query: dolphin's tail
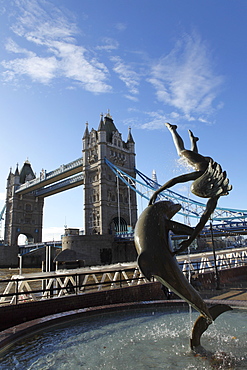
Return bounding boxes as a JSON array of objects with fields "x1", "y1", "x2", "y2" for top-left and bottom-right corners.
[{"x1": 190, "y1": 304, "x2": 232, "y2": 350}]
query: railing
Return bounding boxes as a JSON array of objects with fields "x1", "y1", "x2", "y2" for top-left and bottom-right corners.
[
  {"x1": 15, "y1": 157, "x2": 83, "y2": 194},
  {"x1": 0, "y1": 263, "x2": 147, "y2": 305},
  {"x1": 0, "y1": 248, "x2": 246, "y2": 306},
  {"x1": 178, "y1": 247, "x2": 247, "y2": 274},
  {"x1": 45, "y1": 158, "x2": 83, "y2": 178}
]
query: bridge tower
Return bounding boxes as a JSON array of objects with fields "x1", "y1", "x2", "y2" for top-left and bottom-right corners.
[
  {"x1": 4, "y1": 161, "x2": 44, "y2": 246},
  {"x1": 82, "y1": 112, "x2": 137, "y2": 235}
]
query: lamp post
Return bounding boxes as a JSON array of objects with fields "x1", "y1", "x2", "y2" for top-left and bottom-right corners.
[{"x1": 210, "y1": 221, "x2": 220, "y2": 290}]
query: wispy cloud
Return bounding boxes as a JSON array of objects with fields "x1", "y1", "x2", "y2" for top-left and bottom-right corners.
[
  {"x1": 1, "y1": 0, "x2": 111, "y2": 92},
  {"x1": 114, "y1": 23, "x2": 127, "y2": 32},
  {"x1": 138, "y1": 110, "x2": 168, "y2": 130},
  {"x1": 110, "y1": 56, "x2": 140, "y2": 96},
  {"x1": 1, "y1": 2, "x2": 224, "y2": 114},
  {"x1": 148, "y1": 32, "x2": 224, "y2": 122},
  {"x1": 2, "y1": 55, "x2": 58, "y2": 84},
  {"x1": 96, "y1": 38, "x2": 119, "y2": 51}
]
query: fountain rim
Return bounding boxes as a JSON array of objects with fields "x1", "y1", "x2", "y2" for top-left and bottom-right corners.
[{"x1": 0, "y1": 298, "x2": 246, "y2": 355}]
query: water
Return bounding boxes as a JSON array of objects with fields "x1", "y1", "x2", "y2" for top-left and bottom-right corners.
[{"x1": 0, "y1": 307, "x2": 246, "y2": 369}]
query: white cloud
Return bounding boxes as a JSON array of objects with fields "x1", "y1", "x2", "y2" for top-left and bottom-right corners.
[
  {"x1": 110, "y1": 56, "x2": 140, "y2": 95},
  {"x1": 96, "y1": 38, "x2": 119, "y2": 51},
  {"x1": 1, "y1": 0, "x2": 111, "y2": 93},
  {"x1": 125, "y1": 94, "x2": 139, "y2": 102},
  {"x1": 2, "y1": 55, "x2": 58, "y2": 84},
  {"x1": 138, "y1": 111, "x2": 168, "y2": 130},
  {"x1": 12, "y1": 0, "x2": 78, "y2": 42},
  {"x1": 115, "y1": 23, "x2": 127, "y2": 32},
  {"x1": 148, "y1": 32, "x2": 223, "y2": 120},
  {"x1": 42, "y1": 226, "x2": 65, "y2": 242},
  {"x1": 5, "y1": 38, "x2": 35, "y2": 57}
]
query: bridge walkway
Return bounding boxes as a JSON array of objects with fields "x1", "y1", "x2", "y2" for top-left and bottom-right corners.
[{"x1": 15, "y1": 158, "x2": 83, "y2": 196}]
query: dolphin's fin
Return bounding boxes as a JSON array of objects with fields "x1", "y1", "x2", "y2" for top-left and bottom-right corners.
[{"x1": 190, "y1": 304, "x2": 232, "y2": 350}]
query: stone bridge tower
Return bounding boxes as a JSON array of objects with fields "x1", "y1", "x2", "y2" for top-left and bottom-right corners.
[
  {"x1": 82, "y1": 112, "x2": 137, "y2": 235},
  {"x1": 4, "y1": 161, "x2": 44, "y2": 246}
]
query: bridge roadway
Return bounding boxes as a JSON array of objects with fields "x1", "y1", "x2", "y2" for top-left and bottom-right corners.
[{"x1": 15, "y1": 158, "x2": 83, "y2": 197}]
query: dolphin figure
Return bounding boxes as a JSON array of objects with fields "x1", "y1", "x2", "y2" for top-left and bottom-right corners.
[{"x1": 134, "y1": 200, "x2": 232, "y2": 348}]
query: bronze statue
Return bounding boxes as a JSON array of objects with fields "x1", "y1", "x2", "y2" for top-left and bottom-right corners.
[
  {"x1": 149, "y1": 123, "x2": 232, "y2": 253},
  {"x1": 134, "y1": 124, "x2": 233, "y2": 353},
  {"x1": 135, "y1": 200, "x2": 231, "y2": 320}
]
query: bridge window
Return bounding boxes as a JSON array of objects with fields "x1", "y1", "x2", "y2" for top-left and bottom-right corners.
[
  {"x1": 25, "y1": 203, "x2": 32, "y2": 211},
  {"x1": 111, "y1": 217, "x2": 128, "y2": 233}
]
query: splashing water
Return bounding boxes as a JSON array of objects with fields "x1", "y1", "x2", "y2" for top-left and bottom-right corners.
[{"x1": 0, "y1": 307, "x2": 246, "y2": 369}]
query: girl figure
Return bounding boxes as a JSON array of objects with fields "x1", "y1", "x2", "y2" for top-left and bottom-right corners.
[{"x1": 149, "y1": 123, "x2": 232, "y2": 254}]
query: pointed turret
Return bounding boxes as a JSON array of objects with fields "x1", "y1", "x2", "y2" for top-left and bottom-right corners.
[
  {"x1": 104, "y1": 111, "x2": 117, "y2": 142},
  {"x1": 19, "y1": 160, "x2": 35, "y2": 184},
  {"x1": 97, "y1": 113, "x2": 107, "y2": 146},
  {"x1": 6, "y1": 167, "x2": 14, "y2": 197},
  {"x1": 83, "y1": 122, "x2": 90, "y2": 139},
  {"x1": 152, "y1": 170, "x2": 159, "y2": 190},
  {"x1": 152, "y1": 169, "x2": 158, "y2": 183},
  {"x1": 98, "y1": 113, "x2": 105, "y2": 131},
  {"x1": 14, "y1": 164, "x2": 19, "y2": 177},
  {"x1": 14, "y1": 164, "x2": 20, "y2": 186},
  {"x1": 127, "y1": 127, "x2": 135, "y2": 144},
  {"x1": 126, "y1": 126, "x2": 135, "y2": 155},
  {"x1": 7, "y1": 167, "x2": 13, "y2": 181}
]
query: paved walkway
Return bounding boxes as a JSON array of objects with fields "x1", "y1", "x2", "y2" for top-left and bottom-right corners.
[{"x1": 200, "y1": 280, "x2": 247, "y2": 307}]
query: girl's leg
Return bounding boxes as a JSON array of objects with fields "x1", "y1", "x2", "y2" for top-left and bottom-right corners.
[
  {"x1": 165, "y1": 122, "x2": 185, "y2": 156},
  {"x1": 188, "y1": 129, "x2": 199, "y2": 153}
]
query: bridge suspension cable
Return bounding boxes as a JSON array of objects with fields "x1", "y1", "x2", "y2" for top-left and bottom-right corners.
[{"x1": 104, "y1": 158, "x2": 247, "y2": 223}]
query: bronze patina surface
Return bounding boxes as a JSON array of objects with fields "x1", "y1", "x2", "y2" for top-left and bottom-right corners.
[{"x1": 135, "y1": 124, "x2": 232, "y2": 352}]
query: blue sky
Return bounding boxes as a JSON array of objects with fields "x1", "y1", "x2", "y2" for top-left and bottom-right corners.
[{"x1": 1, "y1": 0, "x2": 247, "y2": 241}]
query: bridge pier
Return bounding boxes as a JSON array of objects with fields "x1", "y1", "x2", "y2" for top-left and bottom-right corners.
[
  {"x1": 0, "y1": 244, "x2": 19, "y2": 268},
  {"x1": 61, "y1": 230, "x2": 137, "y2": 266}
]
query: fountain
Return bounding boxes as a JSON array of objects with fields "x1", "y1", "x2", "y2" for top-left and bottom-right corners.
[
  {"x1": 134, "y1": 123, "x2": 236, "y2": 355},
  {"x1": 0, "y1": 305, "x2": 246, "y2": 369}
]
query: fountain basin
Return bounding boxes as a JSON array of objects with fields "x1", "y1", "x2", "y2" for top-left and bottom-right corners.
[{"x1": 0, "y1": 301, "x2": 246, "y2": 369}]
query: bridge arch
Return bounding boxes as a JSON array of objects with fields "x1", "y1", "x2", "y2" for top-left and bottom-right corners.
[
  {"x1": 109, "y1": 216, "x2": 128, "y2": 234},
  {"x1": 17, "y1": 233, "x2": 34, "y2": 246}
]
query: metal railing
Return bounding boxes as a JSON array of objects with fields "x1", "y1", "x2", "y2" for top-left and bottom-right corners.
[
  {"x1": 0, "y1": 263, "x2": 146, "y2": 305},
  {"x1": 15, "y1": 157, "x2": 83, "y2": 194},
  {"x1": 178, "y1": 247, "x2": 247, "y2": 274},
  {"x1": 0, "y1": 248, "x2": 246, "y2": 306}
]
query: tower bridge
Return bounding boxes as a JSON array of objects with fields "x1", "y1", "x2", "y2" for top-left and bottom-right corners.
[
  {"x1": 1, "y1": 112, "x2": 247, "y2": 267},
  {"x1": 1, "y1": 113, "x2": 138, "y2": 266}
]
